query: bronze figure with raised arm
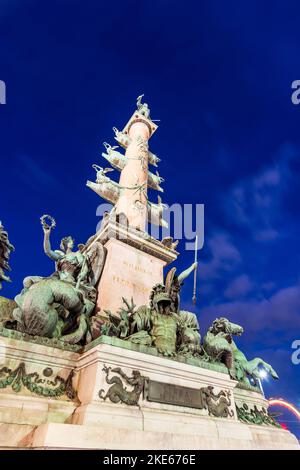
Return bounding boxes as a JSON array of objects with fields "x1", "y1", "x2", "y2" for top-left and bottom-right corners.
[{"x1": 11, "y1": 215, "x2": 106, "y2": 344}]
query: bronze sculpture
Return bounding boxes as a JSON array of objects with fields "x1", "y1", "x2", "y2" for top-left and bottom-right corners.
[
  {"x1": 203, "y1": 317, "x2": 279, "y2": 384},
  {"x1": 136, "y1": 94, "x2": 151, "y2": 118},
  {"x1": 102, "y1": 282, "x2": 201, "y2": 358},
  {"x1": 11, "y1": 215, "x2": 106, "y2": 344},
  {"x1": 165, "y1": 262, "x2": 198, "y2": 313},
  {"x1": 99, "y1": 365, "x2": 146, "y2": 405},
  {"x1": 0, "y1": 221, "x2": 14, "y2": 289}
]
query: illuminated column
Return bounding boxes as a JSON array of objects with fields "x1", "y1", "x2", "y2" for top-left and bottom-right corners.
[{"x1": 115, "y1": 117, "x2": 153, "y2": 231}]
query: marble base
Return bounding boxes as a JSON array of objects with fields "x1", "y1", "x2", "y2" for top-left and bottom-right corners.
[
  {"x1": 96, "y1": 237, "x2": 170, "y2": 318},
  {"x1": 2, "y1": 417, "x2": 298, "y2": 450},
  {"x1": 0, "y1": 335, "x2": 299, "y2": 450},
  {"x1": 18, "y1": 419, "x2": 300, "y2": 450},
  {"x1": 0, "y1": 336, "x2": 79, "y2": 428},
  {"x1": 73, "y1": 337, "x2": 237, "y2": 426},
  {"x1": 87, "y1": 220, "x2": 178, "y2": 319}
]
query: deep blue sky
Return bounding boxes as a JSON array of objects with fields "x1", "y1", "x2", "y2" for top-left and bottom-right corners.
[{"x1": 1, "y1": 0, "x2": 300, "y2": 437}]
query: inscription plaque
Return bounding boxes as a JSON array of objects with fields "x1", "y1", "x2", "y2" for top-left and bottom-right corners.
[{"x1": 144, "y1": 379, "x2": 205, "y2": 410}]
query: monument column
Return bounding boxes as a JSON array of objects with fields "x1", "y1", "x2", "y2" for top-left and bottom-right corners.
[
  {"x1": 115, "y1": 119, "x2": 151, "y2": 231},
  {"x1": 86, "y1": 96, "x2": 178, "y2": 318}
]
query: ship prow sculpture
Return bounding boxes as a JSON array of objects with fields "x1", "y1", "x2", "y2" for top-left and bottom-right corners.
[
  {"x1": 0, "y1": 95, "x2": 298, "y2": 450},
  {"x1": 86, "y1": 96, "x2": 167, "y2": 229}
]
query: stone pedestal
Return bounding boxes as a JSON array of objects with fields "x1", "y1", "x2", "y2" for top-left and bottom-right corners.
[
  {"x1": 0, "y1": 335, "x2": 79, "y2": 448},
  {"x1": 0, "y1": 335, "x2": 299, "y2": 450},
  {"x1": 94, "y1": 221, "x2": 178, "y2": 318},
  {"x1": 20, "y1": 420, "x2": 299, "y2": 450},
  {"x1": 73, "y1": 336, "x2": 237, "y2": 427},
  {"x1": 97, "y1": 239, "x2": 166, "y2": 317}
]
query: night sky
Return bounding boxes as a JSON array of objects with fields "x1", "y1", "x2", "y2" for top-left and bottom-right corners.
[{"x1": 1, "y1": 0, "x2": 300, "y2": 438}]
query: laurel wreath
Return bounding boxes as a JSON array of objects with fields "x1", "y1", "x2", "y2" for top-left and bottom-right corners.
[{"x1": 40, "y1": 214, "x2": 56, "y2": 230}]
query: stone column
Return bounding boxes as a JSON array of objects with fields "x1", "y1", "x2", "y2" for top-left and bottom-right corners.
[{"x1": 115, "y1": 120, "x2": 150, "y2": 231}]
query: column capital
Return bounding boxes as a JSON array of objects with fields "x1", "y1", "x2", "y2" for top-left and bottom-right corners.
[{"x1": 122, "y1": 111, "x2": 157, "y2": 139}]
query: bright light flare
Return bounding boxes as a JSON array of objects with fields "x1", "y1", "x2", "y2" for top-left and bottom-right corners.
[
  {"x1": 269, "y1": 399, "x2": 300, "y2": 420},
  {"x1": 259, "y1": 369, "x2": 268, "y2": 379}
]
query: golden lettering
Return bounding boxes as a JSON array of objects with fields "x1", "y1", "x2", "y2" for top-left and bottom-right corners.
[
  {"x1": 122, "y1": 260, "x2": 153, "y2": 277},
  {"x1": 112, "y1": 275, "x2": 148, "y2": 294}
]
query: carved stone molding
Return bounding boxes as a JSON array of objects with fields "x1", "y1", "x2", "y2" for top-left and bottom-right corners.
[
  {"x1": 0, "y1": 362, "x2": 77, "y2": 400},
  {"x1": 0, "y1": 326, "x2": 81, "y2": 352}
]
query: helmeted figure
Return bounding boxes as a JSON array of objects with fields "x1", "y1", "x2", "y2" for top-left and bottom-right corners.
[
  {"x1": 103, "y1": 281, "x2": 202, "y2": 358},
  {"x1": 0, "y1": 221, "x2": 14, "y2": 289},
  {"x1": 165, "y1": 262, "x2": 197, "y2": 313}
]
